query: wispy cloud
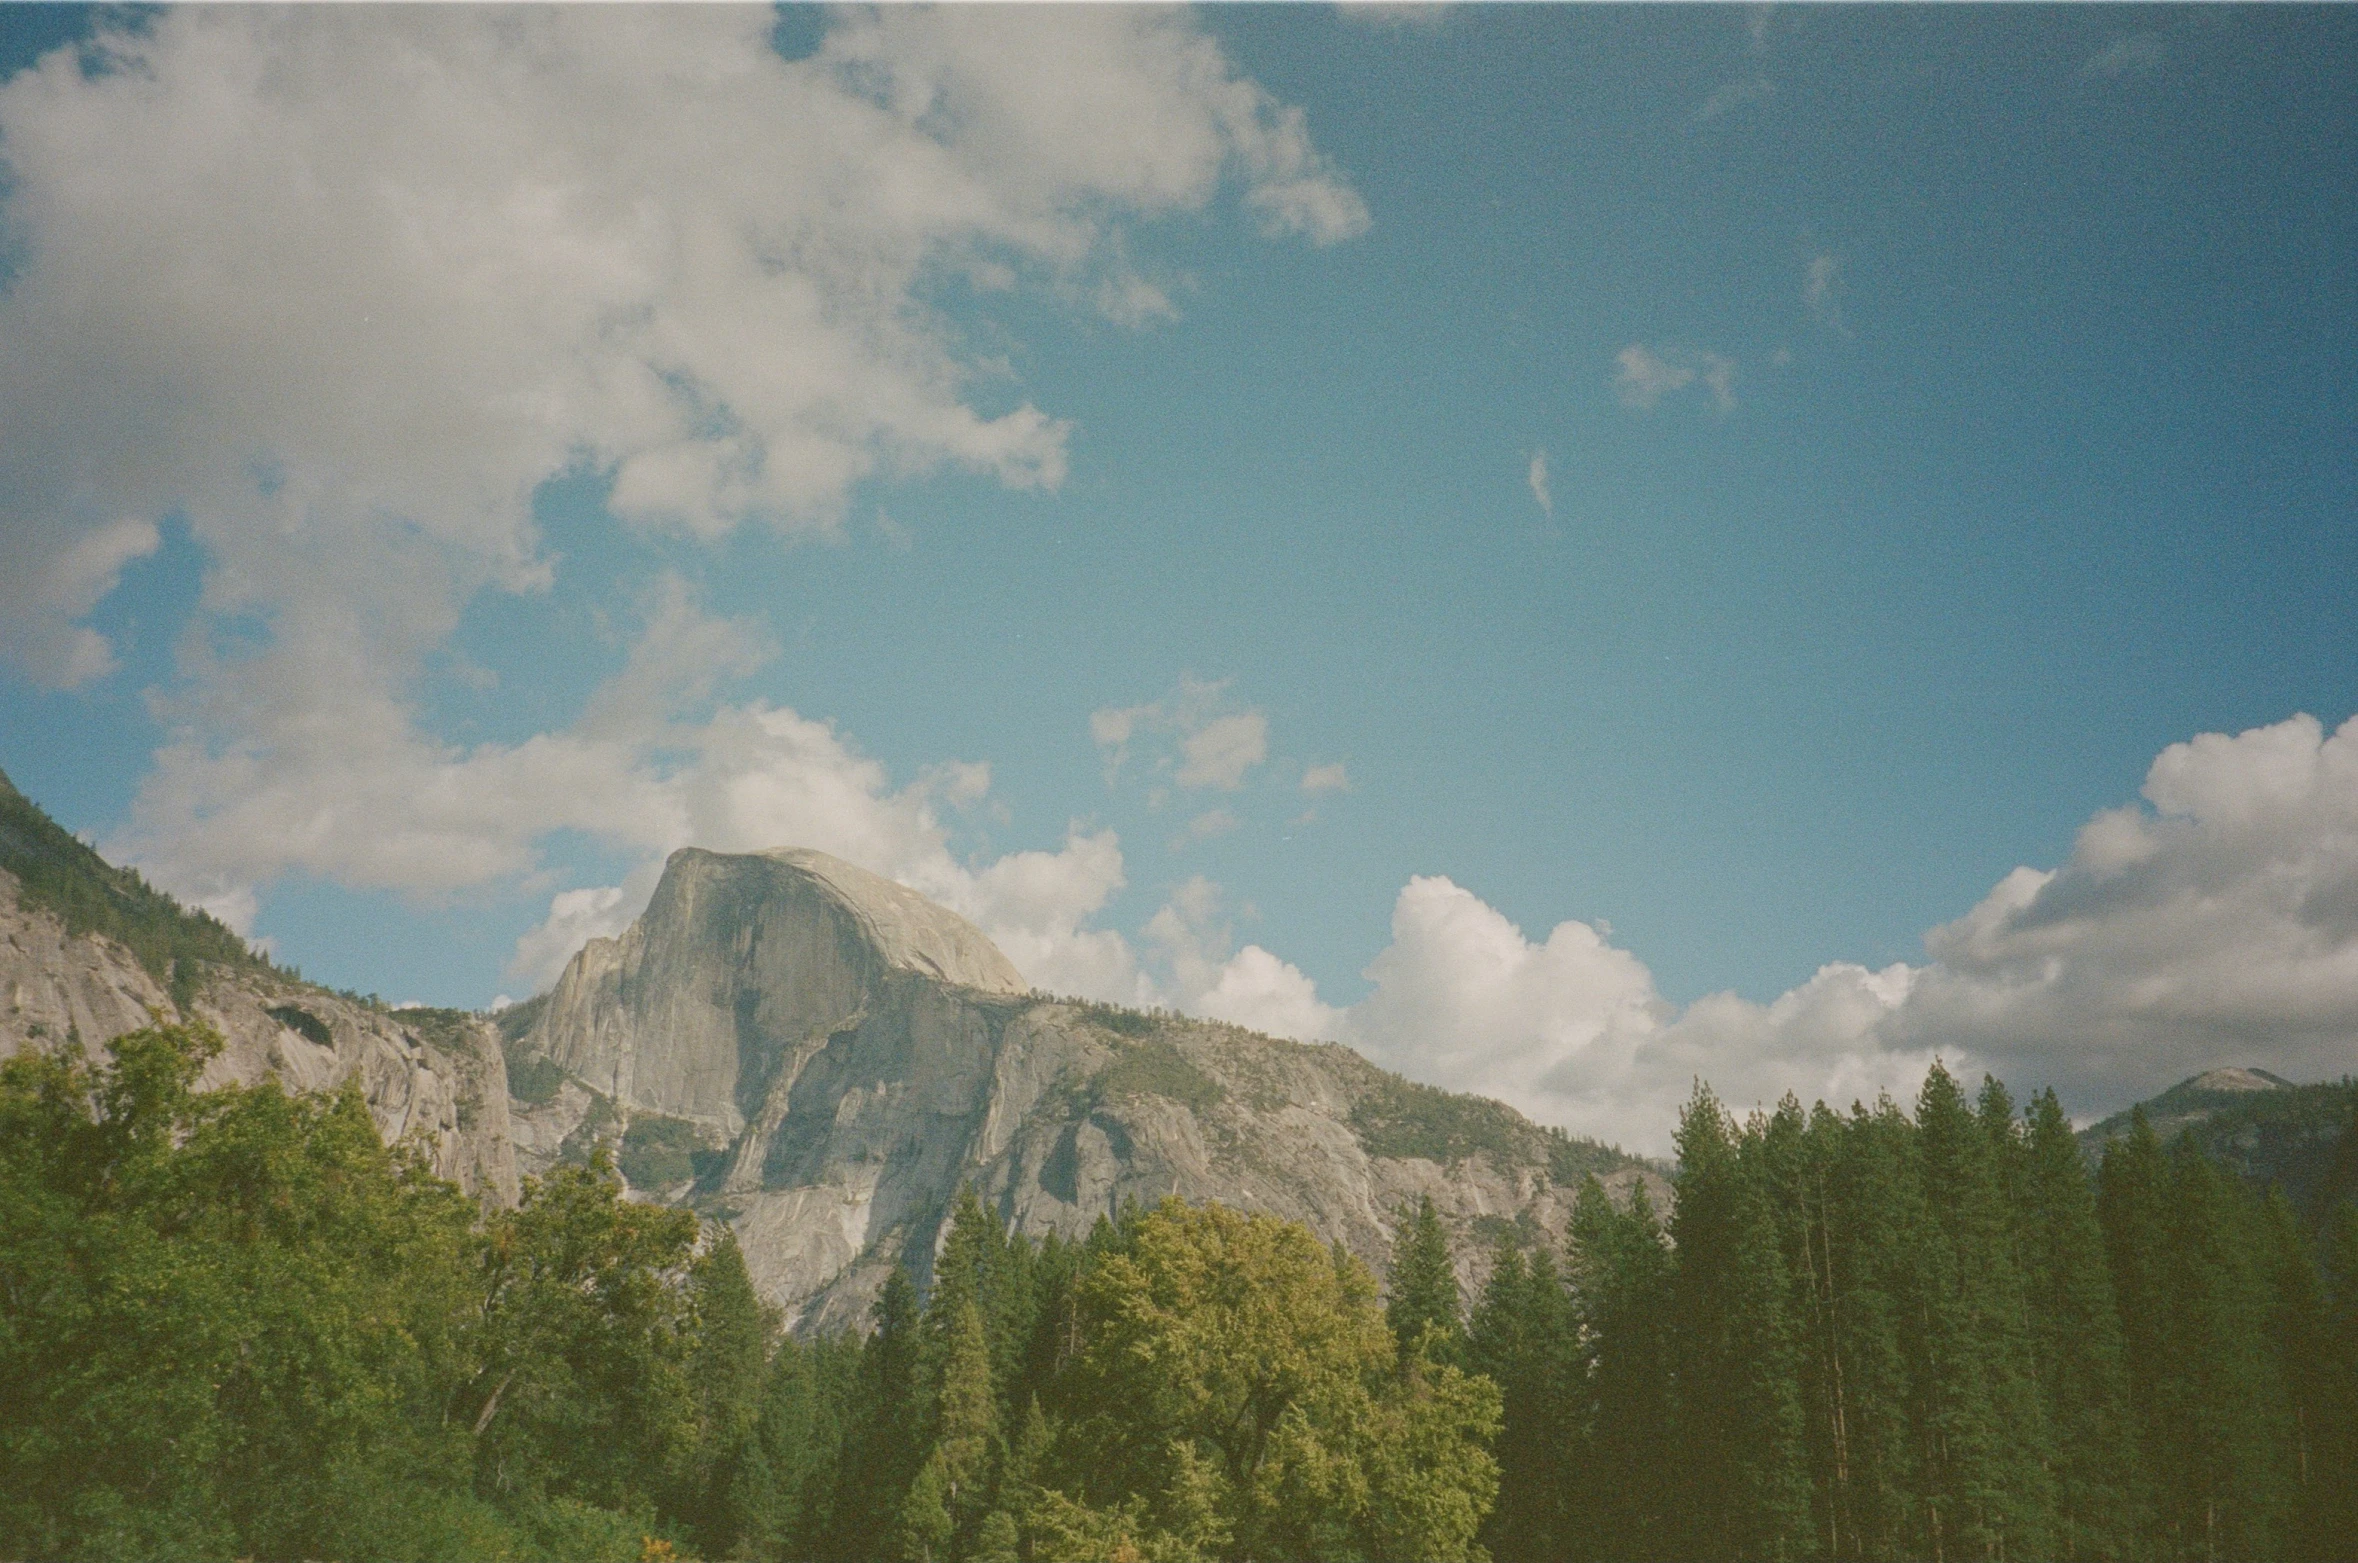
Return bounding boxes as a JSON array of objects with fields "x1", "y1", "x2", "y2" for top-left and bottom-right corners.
[
  {"x1": 2086, "y1": 33, "x2": 2165, "y2": 79},
  {"x1": 1092, "y1": 677, "x2": 1271, "y2": 793},
  {"x1": 1804, "y1": 253, "x2": 1847, "y2": 334},
  {"x1": 1615, "y1": 344, "x2": 1738, "y2": 413},
  {"x1": 1527, "y1": 449, "x2": 1553, "y2": 517},
  {"x1": 1333, "y1": 1, "x2": 1454, "y2": 33},
  {"x1": 1301, "y1": 762, "x2": 1352, "y2": 797},
  {"x1": 1696, "y1": 76, "x2": 1775, "y2": 124}
]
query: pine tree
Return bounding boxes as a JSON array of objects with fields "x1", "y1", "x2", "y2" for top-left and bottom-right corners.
[
  {"x1": 2158, "y1": 1147, "x2": 2295, "y2": 1562},
  {"x1": 2302, "y1": 1200, "x2": 2358, "y2": 1560},
  {"x1": 674, "y1": 1229, "x2": 780, "y2": 1556},
  {"x1": 830, "y1": 1265, "x2": 924, "y2": 1561},
  {"x1": 1667, "y1": 1086, "x2": 1812, "y2": 1562},
  {"x1": 1468, "y1": 1237, "x2": 1573, "y2": 1563},
  {"x1": 1906, "y1": 1064, "x2": 2055, "y2": 1562},
  {"x1": 1820, "y1": 1098, "x2": 1922, "y2": 1561},
  {"x1": 1386, "y1": 1192, "x2": 1463, "y2": 1365},
  {"x1": 933, "y1": 1295, "x2": 1002, "y2": 1551},
  {"x1": 2019, "y1": 1088, "x2": 2143, "y2": 1560},
  {"x1": 1566, "y1": 1174, "x2": 1676, "y2": 1561}
]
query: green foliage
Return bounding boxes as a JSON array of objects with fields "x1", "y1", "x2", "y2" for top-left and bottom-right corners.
[
  {"x1": 0, "y1": 1021, "x2": 773, "y2": 1560},
  {"x1": 1349, "y1": 1071, "x2": 1627, "y2": 1189},
  {"x1": 506, "y1": 1047, "x2": 571, "y2": 1106},
  {"x1": 1385, "y1": 1193, "x2": 1462, "y2": 1364},
  {"x1": 620, "y1": 1113, "x2": 704, "y2": 1191},
  {"x1": 0, "y1": 766, "x2": 269, "y2": 998},
  {"x1": 560, "y1": 1090, "x2": 623, "y2": 1166},
  {"x1": 10, "y1": 1015, "x2": 2353, "y2": 1563},
  {"x1": 2084, "y1": 1074, "x2": 2358, "y2": 1223},
  {"x1": 1094, "y1": 1036, "x2": 1224, "y2": 1113},
  {"x1": 398, "y1": 1005, "x2": 483, "y2": 1058}
]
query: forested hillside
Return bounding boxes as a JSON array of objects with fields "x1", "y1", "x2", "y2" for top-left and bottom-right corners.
[
  {"x1": 1458, "y1": 1072, "x2": 2358, "y2": 1563},
  {"x1": 0, "y1": 765, "x2": 268, "y2": 1009},
  {"x1": 4, "y1": 1019, "x2": 2355, "y2": 1561}
]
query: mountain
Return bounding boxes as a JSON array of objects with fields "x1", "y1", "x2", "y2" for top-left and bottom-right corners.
[
  {"x1": 2080, "y1": 1064, "x2": 2358, "y2": 1220},
  {"x1": 0, "y1": 766, "x2": 518, "y2": 1203},
  {"x1": 504, "y1": 843, "x2": 1656, "y2": 1331},
  {"x1": 0, "y1": 769, "x2": 1654, "y2": 1332}
]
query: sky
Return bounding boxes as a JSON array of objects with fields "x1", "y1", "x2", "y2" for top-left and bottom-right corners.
[{"x1": 1, "y1": 3, "x2": 2354, "y2": 1155}]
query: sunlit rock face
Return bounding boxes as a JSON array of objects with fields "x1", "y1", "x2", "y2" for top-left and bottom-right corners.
[
  {"x1": 0, "y1": 871, "x2": 520, "y2": 1206},
  {"x1": 513, "y1": 846, "x2": 1657, "y2": 1334}
]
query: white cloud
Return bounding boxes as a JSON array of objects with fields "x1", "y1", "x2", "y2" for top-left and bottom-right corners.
[
  {"x1": 1302, "y1": 763, "x2": 1352, "y2": 797},
  {"x1": 1145, "y1": 712, "x2": 2358, "y2": 1156},
  {"x1": 0, "y1": 7, "x2": 1361, "y2": 996},
  {"x1": 1179, "y1": 712, "x2": 1270, "y2": 791},
  {"x1": 2086, "y1": 34, "x2": 2165, "y2": 79},
  {"x1": 1804, "y1": 253, "x2": 1846, "y2": 333},
  {"x1": 507, "y1": 884, "x2": 632, "y2": 989},
  {"x1": 1092, "y1": 677, "x2": 1270, "y2": 793},
  {"x1": 1527, "y1": 449, "x2": 1552, "y2": 517},
  {"x1": 1334, "y1": 3, "x2": 1455, "y2": 34},
  {"x1": 1615, "y1": 344, "x2": 1737, "y2": 413}
]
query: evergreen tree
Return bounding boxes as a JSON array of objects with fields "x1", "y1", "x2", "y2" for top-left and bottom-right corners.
[
  {"x1": 831, "y1": 1265, "x2": 924, "y2": 1560},
  {"x1": 2019, "y1": 1088, "x2": 2144, "y2": 1560},
  {"x1": 673, "y1": 1229, "x2": 779, "y2": 1556},
  {"x1": 1467, "y1": 1238, "x2": 1571, "y2": 1563},
  {"x1": 2157, "y1": 1146, "x2": 2295, "y2": 1561},
  {"x1": 1905, "y1": 1064, "x2": 2055, "y2": 1562},
  {"x1": 1667, "y1": 1086, "x2": 1812, "y2": 1562},
  {"x1": 1818, "y1": 1098, "x2": 1922, "y2": 1561},
  {"x1": 1565, "y1": 1175, "x2": 1676, "y2": 1561},
  {"x1": 2301, "y1": 1199, "x2": 2358, "y2": 1560},
  {"x1": 1386, "y1": 1192, "x2": 1463, "y2": 1365}
]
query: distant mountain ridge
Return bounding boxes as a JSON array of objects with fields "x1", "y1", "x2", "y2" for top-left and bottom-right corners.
[{"x1": 2080, "y1": 1064, "x2": 2358, "y2": 1222}]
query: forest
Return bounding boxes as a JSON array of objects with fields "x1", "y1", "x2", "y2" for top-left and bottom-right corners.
[{"x1": 2, "y1": 1019, "x2": 2355, "y2": 1563}]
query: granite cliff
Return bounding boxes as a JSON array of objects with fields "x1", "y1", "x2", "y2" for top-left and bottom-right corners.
[
  {"x1": 506, "y1": 844, "x2": 1654, "y2": 1331},
  {"x1": 0, "y1": 769, "x2": 518, "y2": 1204},
  {"x1": 1, "y1": 766, "x2": 1654, "y2": 1332}
]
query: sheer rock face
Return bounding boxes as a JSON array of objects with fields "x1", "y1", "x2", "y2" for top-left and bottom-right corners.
[
  {"x1": 0, "y1": 871, "x2": 519, "y2": 1205},
  {"x1": 513, "y1": 845, "x2": 1651, "y2": 1334}
]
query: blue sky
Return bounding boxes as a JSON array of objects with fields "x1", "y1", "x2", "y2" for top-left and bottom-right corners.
[{"x1": 2, "y1": 4, "x2": 2353, "y2": 1149}]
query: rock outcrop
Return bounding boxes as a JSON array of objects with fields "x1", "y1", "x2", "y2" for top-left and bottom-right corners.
[
  {"x1": 510, "y1": 844, "x2": 1654, "y2": 1332},
  {"x1": 0, "y1": 823, "x2": 518, "y2": 1205}
]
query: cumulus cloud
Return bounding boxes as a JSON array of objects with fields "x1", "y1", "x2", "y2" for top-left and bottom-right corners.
[
  {"x1": 1153, "y1": 713, "x2": 2358, "y2": 1156},
  {"x1": 0, "y1": 7, "x2": 1361, "y2": 992},
  {"x1": 1615, "y1": 344, "x2": 1737, "y2": 413},
  {"x1": 1092, "y1": 676, "x2": 1270, "y2": 793},
  {"x1": 2086, "y1": 34, "x2": 2165, "y2": 79},
  {"x1": 1527, "y1": 449, "x2": 1553, "y2": 517}
]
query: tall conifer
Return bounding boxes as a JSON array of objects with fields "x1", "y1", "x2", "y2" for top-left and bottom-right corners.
[
  {"x1": 1668, "y1": 1087, "x2": 1812, "y2": 1562},
  {"x1": 1386, "y1": 1193, "x2": 1463, "y2": 1365},
  {"x1": 2019, "y1": 1088, "x2": 2143, "y2": 1560},
  {"x1": 1907, "y1": 1064, "x2": 2055, "y2": 1562}
]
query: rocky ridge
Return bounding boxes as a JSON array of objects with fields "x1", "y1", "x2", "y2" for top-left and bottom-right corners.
[
  {"x1": 0, "y1": 770, "x2": 517, "y2": 1204},
  {"x1": 507, "y1": 844, "x2": 1654, "y2": 1331},
  {"x1": 0, "y1": 766, "x2": 1654, "y2": 1334}
]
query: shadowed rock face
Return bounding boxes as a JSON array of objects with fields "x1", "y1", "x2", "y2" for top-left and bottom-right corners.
[
  {"x1": 513, "y1": 845, "x2": 1655, "y2": 1333},
  {"x1": 0, "y1": 870, "x2": 519, "y2": 1205}
]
